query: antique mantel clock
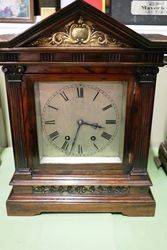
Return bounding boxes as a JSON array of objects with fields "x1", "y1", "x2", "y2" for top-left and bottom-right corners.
[{"x1": 0, "y1": 0, "x2": 166, "y2": 216}]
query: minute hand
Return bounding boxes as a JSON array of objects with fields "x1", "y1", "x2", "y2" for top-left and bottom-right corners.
[
  {"x1": 70, "y1": 123, "x2": 81, "y2": 154},
  {"x1": 82, "y1": 121, "x2": 104, "y2": 129}
]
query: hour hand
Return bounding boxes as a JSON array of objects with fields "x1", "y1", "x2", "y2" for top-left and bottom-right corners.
[
  {"x1": 91, "y1": 123, "x2": 104, "y2": 129},
  {"x1": 82, "y1": 121, "x2": 104, "y2": 129}
]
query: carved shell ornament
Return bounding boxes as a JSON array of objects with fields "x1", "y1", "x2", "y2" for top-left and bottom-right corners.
[{"x1": 31, "y1": 17, "x2": 129, "y2": 47}]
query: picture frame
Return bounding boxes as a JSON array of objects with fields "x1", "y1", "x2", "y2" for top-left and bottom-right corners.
[
  {"x1": 61, "y1": 0, "x2": 105, "y2": 11},
  {"x1": 0, "y1": 0, "x2": 34, "y2": 23},
  {"x1": 40, "y1": 0, "x2": 61, "y2": 11},
  {"x1": 110, "y1": 0, "x2": 167, "y2": 25},
  {"x1": 41, "y1": 1, "x2": 106, "y2": 13}
]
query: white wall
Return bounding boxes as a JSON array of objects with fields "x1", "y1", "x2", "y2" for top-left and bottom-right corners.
[
  {"x1": 0, "y1": 68, "x2": 12, "y2": 146},
  {"x1": 0, "y1": 17, "x2": 41, "y2": 35},
  {"x1": 151, "y1": 66, "x2": 167, "y2": 147}
]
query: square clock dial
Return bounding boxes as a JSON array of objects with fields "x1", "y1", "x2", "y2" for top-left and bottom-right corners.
[{"x1": 35, "y1": 81, "x2": 127, "y2": 164}]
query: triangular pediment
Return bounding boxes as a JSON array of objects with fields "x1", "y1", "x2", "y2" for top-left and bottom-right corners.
[
  {"x1": 30, "y1": 16, "x2": 129, "y2": 48},
  {"x1": 0, "y1": 0, "x2": 153, "y2": 49}
]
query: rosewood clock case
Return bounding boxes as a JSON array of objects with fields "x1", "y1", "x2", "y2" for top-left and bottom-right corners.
[{"x1": 0, "y1": 0, "x2": 166, "y2": 216}]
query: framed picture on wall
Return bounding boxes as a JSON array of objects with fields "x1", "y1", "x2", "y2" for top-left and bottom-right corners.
[
  {"x1": 0, "y1": 0, "x2": 34, "y2": 23},
  {"x1": 40, "y1": 0, "x2": 61, "y2": 11},
  {"x1": 61, "y1": 0, "x2": 105, "y2": 12},
  {"x1": 110, "y1": 0, "x2": 167, "y2": 25}
]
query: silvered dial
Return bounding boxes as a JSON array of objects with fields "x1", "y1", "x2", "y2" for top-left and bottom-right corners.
[{"x1": 42, "y1": 84, "x2": 119, "y2": 157}]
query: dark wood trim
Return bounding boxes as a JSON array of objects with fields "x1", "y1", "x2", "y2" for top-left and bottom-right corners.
[
  {"x1": 0, "y1": 50, "x2": 164, "y2": 66},
  {"x1": 0, "y1": 1, "x2": 166, "y2": 49},
  {"x1": 2, "y1": 65, "x2": 28, "y2": 169},
  {"x1": 22, "y1": 71, "x2": 136, "y2": 174},
  {"x1": 7, "y1": 190, "x2": 155, "y2": 216},
  {"x1": 10, "y1": 174, "x2": 152, "y2": 186},
  {"x1": 131, "y1": 67, "x2": 158, "y2": 174}
]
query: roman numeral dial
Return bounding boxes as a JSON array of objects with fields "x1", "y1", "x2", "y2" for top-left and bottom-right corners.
[
  {"x1": 93, "y1": 92, "x2": 100, "y2": 101},
  {"x1": 103, "y1": 104, "x2": 112, "y2": 111},
  {"x1": 45, "y1": 120, "x2": 55, "y2": 125},
  {"x1": 78, "y1": 145, "x2": 83, "y2": 155},
  {"x1": 106, "y1": 120, "x2": 116, "y2": 125},
  {"x1": 61, "y1": 141, "x2": 69, "y2": 152},
  {"x1": 60, "y1": 91, "x2": 69, "y2": 101},
  {"x1": 42, "y1": 83, "x2": 120, "y2": 157},
  {"x1": 101, "y1": 132, "x2": 112, "y2": 140},
  {"x1": 77, "y1": 86, "x2": 84, "y2": 98},
  {"x1": 48, "y1": 105, "x2": 58, "y2": 110},
  {"x1": 49, "y1": 131, "x2": 59, "y2": 141}
]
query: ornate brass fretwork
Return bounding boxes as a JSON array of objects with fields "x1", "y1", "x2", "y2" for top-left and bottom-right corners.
[
  {"x1": 33, "y1": 185, "x2": 130, "y2": 195},
  {"x1": 31, "y1": 17, "x2": 129, "y2": 48}
]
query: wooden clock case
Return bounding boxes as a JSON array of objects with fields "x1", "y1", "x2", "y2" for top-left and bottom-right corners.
[{"x1": 0, "y1": 0, "x2": 166, "y2": 216}]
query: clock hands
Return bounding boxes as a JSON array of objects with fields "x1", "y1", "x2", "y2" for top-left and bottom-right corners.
[
  {"x1": 81, "y1": 120, "x2": 104, "y2": 129},
  {"x1": 70, "y1": 119, "x2": 104, "y2": 154},
  {"x1": 70, "y1": 120, "x2": 82, "y2": 154}
]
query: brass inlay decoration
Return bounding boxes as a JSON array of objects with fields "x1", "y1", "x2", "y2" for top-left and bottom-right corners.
[
  {"x1": 31, "y1": 17, "x2": 129, "y2": 47},
  {"x1": 33, "y1": 185, "x2": 130, "y2": 195}
]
